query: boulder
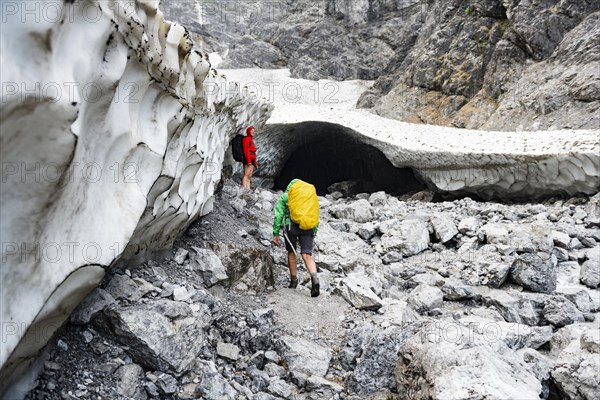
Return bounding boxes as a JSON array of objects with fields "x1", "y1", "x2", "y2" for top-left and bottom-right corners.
[
  {"x1": 543, "y1": 295, "x2": 585, "y2": 328},
  {"x1": 458, "y1": 216, "x2": 479, "y2": 236},
  {"x1": 459, "y1": 316, "x2": 553, "y2": 350},
  {"x1": 552, "y1": 230, "x2": 572, "y2": 249},
  {"x1": 430, "y1": 213, "x2": 458, "y2": 243},
  {"x1": 266, "y1": 379, "x2": 293, "y2": 399},
  {"x1": 95, "y1": 300, "x2": 210, "y2": 373},
  {"x1": 216, "y1": 342, "x2": 241, "y2": 361},
  {"x1": 407, "y1": 285, "x2": 443, "y2": 313},
  {"x1": 105, "y1": 274, "x2": 143, "y2": 302},
  {"x1": 335, "y1": 273, "x2": 383, "y2": 310},
  {"x1": 348, "y1": 326, "x2": 416, "y2": 395},
  {"x1": 305, "y1": 376, "x2": 344, "y2": 398},
  {"x1": 580, "y1": 257, "x2": 600, "y2": 288},
  {"x1": 114, "y1": 364, "x2": 145, "y2": 398},
  {"x1": 70, "y1": 288, "x2": 116, "y2": 325},
  {"x1": 277, "y1": 336, "x2": 332, "y2": 377},
  {"x1": 207, "y1": 242, "x2": 274, "y2": 291},
  {"x1": 330, "y1": 199, "x2": 374, "y2": 223},
  {"x1": 395, "y1": 320, "x2": 545, "y2": 399},
  {"x1": 551, "y1": 323, "x2": 600, "y2": 399},
  {"x1": 510, "y1": 252, "x2": 557, "y2": 293},
  {"x1": 482, "y1": 290, "x2": 545, "y2": 326},
  {"x1": 188, "y1": 247, "x2": 228, "y2": 287},
  {"x1": 380, "y1": 219, "x2": 430, "y2": 257},
  {"x1": 480, "y1": 223, "x2": 510, "y2": 245},
  {"x1": 441, "y1": 278, "x2": 477, "y2": 301},
  {"x1": 197, "y1": 372, "x2": 237, "y2": 400}
]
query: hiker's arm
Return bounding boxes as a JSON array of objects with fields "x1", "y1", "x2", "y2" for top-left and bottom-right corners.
[
  {"x1": 273, "y1": 193, "x2": 288, "y2": 236},
  {"x1": 242, "y1": 137, "x2": 250, "y2": 164}
]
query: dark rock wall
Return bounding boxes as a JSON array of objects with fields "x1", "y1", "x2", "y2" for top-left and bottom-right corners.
[{"x1": 162, "y1": 0, "x2": 600, "y2": 130}]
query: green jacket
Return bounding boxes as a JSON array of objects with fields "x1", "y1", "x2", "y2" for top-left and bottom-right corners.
[{"x1": 273, "y1": 179, "x2": 318, "y2": 237}]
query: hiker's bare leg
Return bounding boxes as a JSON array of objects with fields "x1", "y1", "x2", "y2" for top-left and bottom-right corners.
[
  {"x1": 287, "y1": 251, "x2": 297, "y2": 276},
  {"x1": 287, "y1": 251, "x2": 298, "y2": 288},
  {"x1": 301, "y1": 253, "x2": 317, "y2": 274},
  {"x1": 242, "y1": 164, "x2": 254, "y2": 189},
  {"x1": 301, "y1": 253, "x2": 320, "y2": 297}
]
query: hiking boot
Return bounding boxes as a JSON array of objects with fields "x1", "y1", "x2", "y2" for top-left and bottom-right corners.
[
  {"x1": 289, "y1": 278, "x2": 298, "y2": 289},
  {"x1": 310, "y1": 281, "x2": 320, "y2": 297}
]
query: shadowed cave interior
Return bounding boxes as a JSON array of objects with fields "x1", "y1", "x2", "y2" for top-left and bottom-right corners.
[{"x1": 272, "y1": 124, "x2": 426, "y2": 196}]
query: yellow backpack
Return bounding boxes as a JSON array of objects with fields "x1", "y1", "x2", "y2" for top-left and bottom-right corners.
[{"x1": 288, "y1": 180, "x2": 320, "y2": 230}]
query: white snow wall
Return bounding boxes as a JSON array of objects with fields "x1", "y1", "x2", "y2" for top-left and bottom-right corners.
[{"x1": 0, "y1": 0, "x2": 272, "y2": 392}]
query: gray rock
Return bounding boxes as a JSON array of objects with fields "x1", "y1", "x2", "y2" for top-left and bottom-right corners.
[
  {"x1": 263, "y1": 362, "x2": 286, "y2": 378},
  {"x1": 510, "y1": 252, "x2": 557, "y2": 293},
  {"x1": 156, "y1": 372, "x2": 177, "y2": 395},
  {"x1": 551, "y1": 323, "x2": 600, "y2": 400},
  {"x1": 216, "y1": 342, "x2": 240, "y2": 361},
  {"x1": 189, "y1": 247, "x2": 228, "y2": 287},
  {"x1": 197, "y1": 372, "x2": 237, "y2": 400},
  {"x1": 348, "y1": 326, "x2": 416, "y2": 395},
  {"x1": 458, "y1": 216, "x2": 479, "y2": 236},
  {"x1": 144, "y1": 382, "x2": 159, "y2": 398},
  {"x1": 558, "y1": 289, "x2": 596, "y2": 313},
  {"x1": 543, "y1": 295, "x2": 585, "y2": 328},
  {"x1": 248, "y1": 365, "x2": 270, "y2": 392},
  {"x1": 105, "y1": 274, "x2": 143, "y2": 302},
  {"x1": 174, "y1": 248, "x2": 189, "y2": 265},
  {"x1": 252, "y1": 393, "x2": 279, "y2": 400},
  {"x1": 552, "y1": 247, "x2": 569, "y2": 261},
  {"x1": 430, "y1": 213, "x2": 458, "y2": 243},
  {"x1": 95, "y1": 300, "x2": 210, "y2": 373},
  {"x1": 552, "y1": 230, "x2": 571, "y2": 249},
  {"x1": 340, "y1": 324, "x2": 376, "y2": 371},
  {"x1": 357, "y1": 223, "x2": 377, "y2": 240},
  {"x1": 460, "y1": 316, "x2": 553, "y2": 350},
  {"x1": 277, "y1": 336, "x2": 332, "y2": 377},
  {"x1": 380, "y1": 219, "x2": 430, "y2": 257},
  {"x1": 480, "y1": 223, "x2": 510, "y2": 245},
  {"x1": 266, "y1": 378, "x2": 293, "y2": 399},
  {"x1": 172, "y1": 286, "x2": 189, "y2": 302},
  {"x1": 407, "y1": 285, "x2": 443, "y2": 313},
  {"x1": 305, "y1": 376, "x2": 344, "y2": 398},
  {"x1": 441, "y1": 278, "x2": 477, "y2": 301},
  {"x1": 580, "y1": 258, "x2": 600, "y2": 288},
  {"x1": 114, "y1": 364, "x2": 144, "y2": 398},
  {"x1": 264, "y1": 350, "x2": 280, "y2": 364},
  {"x1": 208, "y1": 242, "x2": 275, "y2": 291},
  {"x1": 335, "y1": 273, "x2": 383, "y2": 310},
  {"x1": 330, "y1": 199, "x2": 374, "y2": 223},
  {"x1": 396, "y1": 320, "x2": 545, "y2": 399},
  {"x1": 580, "y1": 330, "x2": 600, "y2": 353},
  {"x1": 482, "y1": 290, "x2": 544, "y2": 326},
  {"x1": 382, "y1": 251, "x2": 402, "y2": 264},
  {"x1": 70, "y1": 288, "x2": 116, "y2": 325},
  {"x1": 368, "y1": 191, "x2": 388, "y2": 207}
]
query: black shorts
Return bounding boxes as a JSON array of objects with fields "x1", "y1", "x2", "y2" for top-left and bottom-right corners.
[{"x1": 283, "y1": 222, "x2": 314, "y2": 255}]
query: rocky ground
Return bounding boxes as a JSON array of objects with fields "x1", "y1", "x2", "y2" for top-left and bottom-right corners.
[{"x1": 26, "y1": 179, "x2": 599, "y2": 400}]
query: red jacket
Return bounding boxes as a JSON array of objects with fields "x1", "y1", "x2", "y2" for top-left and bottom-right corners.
[{"x1": 242, "y1": 134, "x2": 257, "y2": 166}]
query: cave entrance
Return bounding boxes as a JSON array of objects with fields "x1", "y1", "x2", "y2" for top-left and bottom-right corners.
[{"x1": 273, "y1": 124, "x2": 426, "y2": 196}]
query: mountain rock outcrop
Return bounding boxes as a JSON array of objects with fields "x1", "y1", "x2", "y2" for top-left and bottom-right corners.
[
  {"x1": 163, "y1": 0, "x2": 600, "y2": 131},
  {"x1": 0, "y1": 0, "x2": 271, "y2": 395}
]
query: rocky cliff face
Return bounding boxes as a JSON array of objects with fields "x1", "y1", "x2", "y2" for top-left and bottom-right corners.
[{"x1": 163, "y1": 0, "x2": 600, "y2": 131}]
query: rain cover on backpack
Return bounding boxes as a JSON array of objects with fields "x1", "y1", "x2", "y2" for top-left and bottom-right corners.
[{"x1": 288, "y1": 180, "x2": 320, "y2": 230}]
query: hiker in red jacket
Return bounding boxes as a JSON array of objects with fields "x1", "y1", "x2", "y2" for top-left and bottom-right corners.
[{"x1": 242, "y1": 126, "x2": 258, "y2": 190}]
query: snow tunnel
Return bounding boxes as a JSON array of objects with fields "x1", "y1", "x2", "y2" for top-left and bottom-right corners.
[{"x1": 254, "y1": 121, "x2": 426, "y2": 196}]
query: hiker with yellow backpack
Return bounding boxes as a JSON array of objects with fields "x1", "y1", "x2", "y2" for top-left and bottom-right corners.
[{"x1": 272, "y1": 179, "x2": 321, "y2": 297}]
